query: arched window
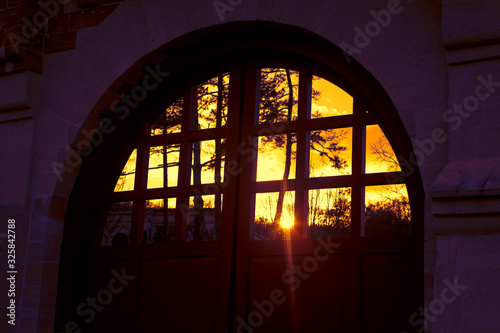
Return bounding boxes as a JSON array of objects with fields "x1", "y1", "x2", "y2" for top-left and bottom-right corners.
[
  {"x1": 56, "y1": 24, "x2": 423, "y2": 333},
  {"x1": 102, "y1": 66, "x2": 412, "y2": 246}
]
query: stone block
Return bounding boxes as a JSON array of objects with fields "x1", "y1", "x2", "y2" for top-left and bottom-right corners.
[
  {"x1": 453, "y1": 235, "x2": 500, "y2": 266},
  {"x1": 449, "y1": 126, "x2": 475, "y2": 162},
  {"x1": 17, "y1": 308, "x2": 39, "y2": 333},
  {"x1": 23, "y1": 30, "x2": 43, "y2": 54},
  {"x1": 463, "y1": 296, "x2": 500, "y2": 331},
  {"x1": 436, "y1": 234, "x2": 500, "y2": 271},
  {"x1": 2, "y1": 5, "x2": 22, "y2": 26},
  {"x1": 68, "y1": 5, "x2": 117, "y2": 31},
  {"x1": 25, "y1": 262, "x2": 44, "y2": 286},
  {"x1": 47, "y1": 13, "x2": 69, "y2": 34},
  {"x1": 431, "y1": 158, "x2": 500, "y2": 195},
  {"x1": 28, "y1": 214, "x2": 47, "y2": 242},
  {"x1": 0, "y1": 70, "x2": 30, "y2": 111},
  {"x1": 43, "y1": 31, "x2": 76, "y2": 54},
  {"x1": 22, "y1": 286, "x2": 41, "y2": 309},
  {"x1": 20, "y1": 47, "x2": 44, "y2": 74},
  {"x1": 442, "y1": 0, "x2": 500, "y2": 49},
  {"x1": 431, "y1": 290, "x2": 464, "y2": 331},
  {"x1": 476, "y1": 126, "x2": 500, "y2": 159}
]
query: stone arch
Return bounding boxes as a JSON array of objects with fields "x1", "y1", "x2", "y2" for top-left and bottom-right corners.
[{"x1": 53, "y1": 20, "x2": 425, "y2": 332}]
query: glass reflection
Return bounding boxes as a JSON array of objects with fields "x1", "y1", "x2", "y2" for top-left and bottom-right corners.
[
  {"x1": 191, "y1": 139, "x2": 225, "y2": 185},
  {"x1": 256, "y1": 133, "x2": 296, "y2": 182},
  {"x1": 151, "y1": 98, "x2": 182, "y2": 135},
  {"x1": 308, "y1": 188, "x2": 351, "y2": 238},
  {"x1": 101, "y1": 201, "x2": 133, "y2": 246},
  {"x1": 148, "y1": 144, "x2": 180, "y2": 189},
  {"x1": 252, "y1": 191, "x2": 295, "y2": 240},
  {"x1": 144, "y1": 198, "x2": 175, "y2": 244},
  {"x1": 114, "y1": 149, "x2": 137, "y2": 192},
  {"x1": 309, "y1": 128, "x2": 352, "y2": 177},
  {"x1": 311, "y1": 76, "x2": 353, "y2": 118},
  {"x1": 364, "y1": 184, "x2": 411, "y2": 236},
  {"x1": 187, "y1": 194, "x2": 222, "y2": 241},
  {"x1": 365, "y1": 125, "x2": 401, "y2": 173},
  {"x1": 259, "y1": 68, "x2": 298, "y2": 124},
  {"x1": 197, "y1": 73, "x2": 229, "y2": 129}
]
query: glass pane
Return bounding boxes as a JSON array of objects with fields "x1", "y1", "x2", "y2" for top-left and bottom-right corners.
[
  {"x1": 151, "y1": 98, "x2": 182, "y2": 135},
  {"x1": 309, "y1": 128, "x2": 352, "y2": 177},
  {"x1": 144, "y1": 198, "x2": 175, "y2": 244},
  {"x1": 148, "y1": 144, "x2": 180, "y2": 189},
  {"x1": 259, "y1": 68, "x2": 298, "y2": 124},
  {"x1": 187, "y1": 194, "x2": 222, "y2": 241},
  {"x1": 311, "y1": 76, "x2": 353, "y2": 118},
  {"x1": 191, "y1": 139, "x2": 225, "y2": 185},
  {"x1": 114, "y1": 149, "x2": 137, "y2": 192},
  {"x1": 364, "y1": 184, "x2": 412, "y2": 237},
  {"x1": 308, "y1": 188, "x2": 351, "y2": 238},
  {"x1": 252, "y1": 191, "x2": 295, "y2": 240},
  {"x1": 197, "y1": 73, "x2": 229, "y2": 129},
  {"x1": 365, "y1": 124, "x2": 401, "y2": 173},
  {"x1": 101, "y1": 201, "x2": 133, "y2": 246},
  {"x1": 256, "y1": 133, "x2": 296, "y2": 182}
]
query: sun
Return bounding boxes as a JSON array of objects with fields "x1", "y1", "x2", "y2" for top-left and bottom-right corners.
[{"x1": 280, "y1": 215, "x2": 294, "y2": 229}]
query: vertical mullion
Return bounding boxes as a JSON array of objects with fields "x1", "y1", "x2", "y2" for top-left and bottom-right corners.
[
  {"x1": 163, "y1": 145, "x2": 168, "y2": 190},
  {"x1": 216, "y1": 64, "x2": 243, "y2": 333},
  {"x1": 232, "y1": 62, "x2": 259, "y2": 333},
  {"x1": 294, "y1": 71, "x2": 311, "y2": 239},
  {"x1": 351, "y1": 98, "x2": 363, "y2": 239},
  {"x1": 162, "y1": 145, "x2": 169, "y2": 242},
  {"x1": 345, "y1": 97, "x2": 364, "y2": 332},
  {"x1": 175, "y1": 85, "x2": 196, "y2": 241},
  {"x1": 145, "y1": 122, "x2": 152, "y2": 137},
  {"x1": 360, "y1": 124, "x2": 367, "y2": 237},
  {"x1": 131, "y1": 146, "x2": 147, "y2": 244}
]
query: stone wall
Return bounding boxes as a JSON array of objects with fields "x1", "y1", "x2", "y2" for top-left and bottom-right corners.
[{"x1": 0, "y1": 0, "x2": 499, "y2": 332}]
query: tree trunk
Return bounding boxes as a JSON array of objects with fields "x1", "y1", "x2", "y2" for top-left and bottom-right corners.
[{"x1": 273, "y1": 69, "x2": 294, "y2": 225}]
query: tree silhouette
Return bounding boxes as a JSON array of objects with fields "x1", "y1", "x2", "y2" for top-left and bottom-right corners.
[
  {"x1": 146, "y1": 74, "x2": 229, "y2": 241},
  {"x1": 150, "y1": 98, "x2": 183, "y2": 135},
  {"x1": 369, "y1": 135, "x2": 400, "y2": 172},
  {"x1": 365, "y1": 133, "x2": 412, "y2": 236},
  {"x1": 259, "y1": 68, "x2": 297, "y2": 226},
  {"x1": 191, "y1": 74, "x2": 228, "y2": 240},
  {"x1": 308, "y1": 187, "x2": 351, "y2": 238},
  {"x1": 256, "y1": 68, "x2": 350, "y2": 237}
]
